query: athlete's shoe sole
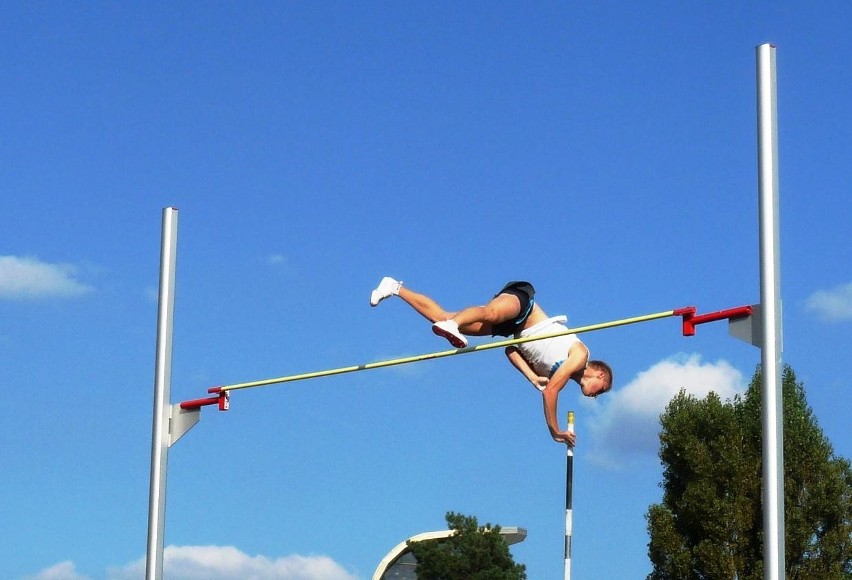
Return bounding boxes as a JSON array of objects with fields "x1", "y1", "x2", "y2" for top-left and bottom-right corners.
[{"x1": 431, "y1": 320, "x2": 468, "y2": 348}]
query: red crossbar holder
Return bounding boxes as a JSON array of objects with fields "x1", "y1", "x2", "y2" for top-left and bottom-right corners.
[
  {"x1": 674, "y1": 305, "x2": 753, "y2": 336},
  {"x1": 179, "y1": 386, "x2": 230, "y2": 411}
]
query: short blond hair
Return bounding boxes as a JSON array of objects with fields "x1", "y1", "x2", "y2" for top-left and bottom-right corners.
[{"x1": 589, "y1": 360, "x2": 613, "y2": 393}]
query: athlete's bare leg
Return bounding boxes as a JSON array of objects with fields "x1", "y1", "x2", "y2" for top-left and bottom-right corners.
[
  {"x1": 397, "y1": 286, "x2": 457, "y2": 324},
  {"x1": 450, "y1": 293, "x2": 521, "y2": 334},
  {"x1": 398, "y1": 287, "x2": 521, "y2": 337}
]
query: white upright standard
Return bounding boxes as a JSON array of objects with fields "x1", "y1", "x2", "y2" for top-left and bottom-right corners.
[
  {"x1": 145, "y1": 207, "x2": 179, "y2": 580},
  {"x1": 756, "y1": 43, "x2": 785, "y2": 580}
]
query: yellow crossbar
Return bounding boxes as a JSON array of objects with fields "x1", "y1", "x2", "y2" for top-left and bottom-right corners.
[{"x1": 219, "y1": 309, "x2": 679, "y2": 393}]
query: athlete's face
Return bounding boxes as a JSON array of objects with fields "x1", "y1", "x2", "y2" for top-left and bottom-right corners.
[{"x1": 580, "y1": 367, "x2": 610, "y2": 398}]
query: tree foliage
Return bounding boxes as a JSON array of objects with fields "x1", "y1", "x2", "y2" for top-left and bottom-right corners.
[
  {"x1": 408, "y1": 512, "x2": 527, "y2": 580},
  {"x1": 646, "y1": 365, "x2": 852, "y2": 579}
]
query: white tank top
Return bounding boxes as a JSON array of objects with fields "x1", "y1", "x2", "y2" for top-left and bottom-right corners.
[{"x1": 517, "y1": 316, "x2": 583, "y2": 376}]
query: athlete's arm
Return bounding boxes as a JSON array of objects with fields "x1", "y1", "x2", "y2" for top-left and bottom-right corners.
[
  {"x1": 505, "y1": 347, "x2": 548, "y2": 390},
  {"x1": 541, "y1": 342, "x2": 589, "y2": 444}
]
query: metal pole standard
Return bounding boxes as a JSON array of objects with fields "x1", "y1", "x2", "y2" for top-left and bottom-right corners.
[
  {"x1": 756, "y1": 44, "x2": 785, "y2": 580},
  {"x1": 145, "y1": 208, "x2": 179, "y2": 580},
  {"x1": 564, "y1": 411, "x2": 575, "y2": 580}
]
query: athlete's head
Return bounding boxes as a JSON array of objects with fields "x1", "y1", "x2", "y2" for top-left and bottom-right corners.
[{"x1": 580, "y1": 360, "x2": 613, "y2": 398}]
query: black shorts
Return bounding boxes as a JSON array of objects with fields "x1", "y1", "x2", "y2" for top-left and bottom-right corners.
[{"x1": 491, "y1": 281, "x2": 536, "y2": 337}]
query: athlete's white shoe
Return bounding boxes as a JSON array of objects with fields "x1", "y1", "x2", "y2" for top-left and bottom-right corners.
[
  {"x1": 431, "y1": 320, "x2": 468, "y2": 348},
  {"x1": 370, "y1": 276, "x2": 402, "y2": 307}
]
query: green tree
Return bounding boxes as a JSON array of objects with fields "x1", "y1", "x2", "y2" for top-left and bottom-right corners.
[
  {"x1": 646, "y1": 365, "x2": 852, "y2": 579},
  {"x1": 408, "y1": 512, "x2": 527, "y2": 580}
]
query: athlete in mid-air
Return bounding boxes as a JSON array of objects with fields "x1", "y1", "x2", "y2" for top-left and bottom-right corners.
[{"x1": 369, "y1": 277, "x2": 613, "y2": 445}]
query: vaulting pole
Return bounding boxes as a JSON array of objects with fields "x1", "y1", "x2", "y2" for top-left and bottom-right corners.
[
  {"x1": 756, "y1": 43, "x2": 785, "y2": 580},
  {"x1": 145, "y1": 207, "x2": 179, "y2": 580},
  {"x1": 564, "y1": 411, "x2": 574, "y2": 580}
]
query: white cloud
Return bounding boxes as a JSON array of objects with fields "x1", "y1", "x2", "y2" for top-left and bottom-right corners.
[
  {"x1": 23, "y1": 561, "x2": 91, "y2": 580},
  {"x1": 805, "y1": 282, "x2": 852, "y2": 322},
  {"x1": 106, "y1": 545, "x2": 358, "y2": 580},
  {"x1": 0, "y1": 255, "x2": 92, "y2": 300},
  {"x1": 583, "y1": 353, "x2": 746, "y2": 469}
]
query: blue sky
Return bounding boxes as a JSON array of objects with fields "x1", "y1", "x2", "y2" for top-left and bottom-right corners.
[{"x1": 2, "y1": 2, "x2": 851, "y2": 579}]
